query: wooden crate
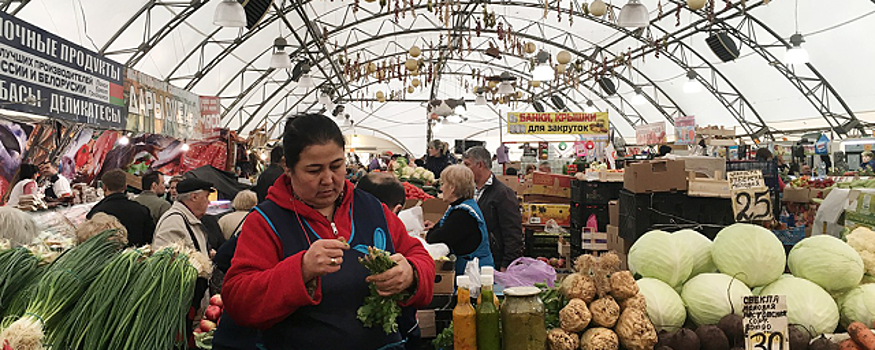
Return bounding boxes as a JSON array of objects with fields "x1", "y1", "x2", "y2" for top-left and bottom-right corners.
[
  {"x1": 598, "y1": 170, "x2": 625, "y2": 182},
  {"x1": 581, "y1": 231, "x2": 608, "y2": 251},
  {"x1": 687, "y1": 171, "x2": 731, "y2": 198},
  {"x1": 705, "y1": 138, "x2": 737, "y2": 146},
  {"x1": 697, "y1": 126, "x2": 736, "y2": 136}
]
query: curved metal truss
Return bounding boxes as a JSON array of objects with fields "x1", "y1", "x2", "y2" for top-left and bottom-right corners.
[
  {"x1": 2, "y1": 0, "x2": 863, "y2": 142},
  {"x1": 217, "y1": 4, "x2": 695, "y2": 134}
]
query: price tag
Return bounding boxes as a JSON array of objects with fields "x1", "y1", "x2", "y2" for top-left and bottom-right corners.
[
  {"x1": 744, "y1": 295, "x2": 789, "y2": 350},
  {"x1": 731, "y1": 186, "x2": 774, "y2": 222},
  {"x1": 728, "y1": 171, "x2": 766, "y2": 190}
]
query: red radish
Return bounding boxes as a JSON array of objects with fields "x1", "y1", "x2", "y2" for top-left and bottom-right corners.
[
  {"x1": 200, "y1": 319, "x2": 217, "y2": 332},
  {"x1": 210, "y1": 294, "x2": 223, "y2": 308},
  {"x1": 205, "y1": 305, "x2": 222, "y2": 322},
  {"x1": 193, "y1": 328, "x2": 204, "y2": 335}
]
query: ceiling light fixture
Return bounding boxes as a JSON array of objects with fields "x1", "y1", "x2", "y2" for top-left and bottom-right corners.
[
  {"x1": 784, "y1": 0, "x2": 809, "y2": 65},
  {"x1": 475, "y1": 87, "x2": 487, "y2": 106},
  {"x1": 784, "y1": 33, "x2": 809, "y2": 65},
  {"x1": 269, "y1": 37, "x2": 292, "y2": 69},
  {"x1": 213, "y1": 0, "x2": 246, "y2": 28},
  {"x1": 618, "y1": 0, "x2": 649, "y2": 28},
  {"x1": 683, "y1": 70, "x2": 703, "y2": 94},
  {"x1": 531, "y1": 51, "x2": 553, "y2": 81},
  {"x1": 631, "y1": 87, "x2": 647, "y2": 106},
  {"x1": 298, "y1": 74, "x2": 314, "y2": 89}
]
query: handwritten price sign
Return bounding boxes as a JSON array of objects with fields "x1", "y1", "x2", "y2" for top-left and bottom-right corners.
[
  {"x1": 744, "y1": 295, "x2": 789, "y2": 350},
  {"x1": 732, "y1": 187, "x2": 774, "y2": 222},
  {"x1": 728, "y1": 171, "x2": 773, "y2": 222}
]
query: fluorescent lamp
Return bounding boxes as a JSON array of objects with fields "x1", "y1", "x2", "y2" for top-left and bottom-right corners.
[
  {"x1": 618, "y1": 0, "x2": 649, "y2": 28},
  {"x1": 475, "y1": 94, "x2": 487, "y2": 106},
  {"x1": 299, "y1": 74, "x2": 314, "y2": 89},
  {"x1": 213, "y1": 0, "x2": 246, "y2": 28},
  {"x1": 784, "y1": 34, "x2": 809, "y2": 65},
  {"x1": 631, "y1": 87, "x2": 647, "y2": 105},
  {"x1": 497, "y1": 82, "x2": 514, "y2": 95}
]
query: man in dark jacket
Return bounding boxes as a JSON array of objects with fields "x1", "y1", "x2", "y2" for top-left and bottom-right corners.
[
  {"x1": 88, "y1": 169, "x2": 155, "y2": 246},
  {"x1": 252, "y1": 146, "x2": 284, "y2": 203},
  {"x1": 463, "y1": 146, "x2": 523, "y2": 270}
]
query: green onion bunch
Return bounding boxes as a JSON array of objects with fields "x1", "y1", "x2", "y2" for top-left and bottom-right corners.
[
  {"x1": 105, "y1": 248, "x2": 197, "y2": 350},
  {"x1": 49, "y1": 249, "x2": 146, "y2": 350},
  {"x1": 0, "y1": 231, "x2": 123, "y2": 350},
  {"x1": 0, "y1": 247, "x2": 40, "y2": 313}
]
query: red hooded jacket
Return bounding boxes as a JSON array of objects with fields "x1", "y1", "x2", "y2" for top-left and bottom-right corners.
[{"x1": 223, "y1": 175, "x2": 435, "y2": 330}]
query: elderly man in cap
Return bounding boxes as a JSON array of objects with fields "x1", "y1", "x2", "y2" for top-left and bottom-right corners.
[{"x1": 154, "y1": 178, "x2": 215, "y2": 257}]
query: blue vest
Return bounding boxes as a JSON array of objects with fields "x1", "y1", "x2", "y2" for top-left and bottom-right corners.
[
  {"x1": 438, "y1": 198, "x2": 495, "y2": 274},
  {"x1": 252, "y1": 189, "x2": 405, "y2": 350}
]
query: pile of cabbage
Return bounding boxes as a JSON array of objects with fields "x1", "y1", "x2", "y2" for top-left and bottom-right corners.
[{"x1": 627, "y1": 223, "x2": 874, "y2": 336}]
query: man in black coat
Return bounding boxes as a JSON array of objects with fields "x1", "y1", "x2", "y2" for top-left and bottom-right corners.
[
  {"x1": 87, "y1": 169, "x2": 155, "y2": 246},
  {"x1": 253, "y1": 146, "x2": 285, "y2": 203},
  {"x1": 463, "y1": 146, "x2": 523, "y2": 270}
]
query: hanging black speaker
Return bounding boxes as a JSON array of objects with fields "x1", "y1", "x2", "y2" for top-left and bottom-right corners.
[
  {"x1": 598, "y1": 77, "x2": 616, "y2": 95},
  {"x1": 533, "y1": 101, "x2": 545, "y2": 112},
  {"x1": 706, "y1": 32, "x2": 741, "y2": 62}
]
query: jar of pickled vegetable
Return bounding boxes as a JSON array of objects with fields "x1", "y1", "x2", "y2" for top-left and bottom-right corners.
[{"x1": 501, "y1": 286, "x2": 546, "y2": 350}]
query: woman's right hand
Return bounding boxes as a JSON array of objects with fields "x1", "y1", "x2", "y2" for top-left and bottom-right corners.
[{"x1": 301, "y1": 239, "x2": 349, "y2": 283}]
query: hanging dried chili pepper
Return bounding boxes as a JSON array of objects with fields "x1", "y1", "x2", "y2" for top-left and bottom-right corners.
[
  {"x1": 497, "y1": 22, "x2": 504, "y2": 40},
  {"x1": 475, "y1": 18, "x2": 482, "y2": 36},
  {"x1": 676, "y1": 6, "x2": 682, "y2": 26},
  {"x1": 394, "y1": 0, "x2": 400, "y2": 23},
  {"x1": 354, "y1": 0, "x2": 359, "y2": 12},
  {"x1": 724, "y1": 0, "x2": 732, "y2": 11},
  {"x1": 569, "y1": 0, "x2": 574, "y2": 25}
]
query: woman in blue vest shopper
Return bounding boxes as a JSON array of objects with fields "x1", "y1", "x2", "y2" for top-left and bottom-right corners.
[
  {"x1": 222, "y1": 114, "x2": 435, "y2": 350},
  {"x1": 424, "y1": 165, "x2": 494, "y2": 275}
]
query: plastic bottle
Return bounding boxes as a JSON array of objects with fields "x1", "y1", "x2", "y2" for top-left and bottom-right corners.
[
  {"x1": 476, "y1": 274, "x2": 500, "y2": 350},
  {"x1": 453, "y1": 275, "x2": 477, "y2": 350},
  {"x1": 477, "y1": 266, "x2": 499, "y2": 307}
]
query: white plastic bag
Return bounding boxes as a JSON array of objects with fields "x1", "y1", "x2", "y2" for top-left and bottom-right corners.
[
  {"x1": 465, "y1": 258, "x2": 482, "y2": 298},
  {"x1": 397, "y1": 206, "x2": 425, "y2": 237}
]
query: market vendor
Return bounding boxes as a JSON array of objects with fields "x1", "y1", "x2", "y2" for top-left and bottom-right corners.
[
  {"x1": 223, "y1": 113, "x2": 435, "y2": 350},
  {"x1": 862, "y1": 151, "x2": 875, "y2": 171},
  {"x1": 39, "y1": 162, "x2": 73, "y2": 202},
  {"x1": 424, "y1": 165, "x2": 494, "y2": 275}
]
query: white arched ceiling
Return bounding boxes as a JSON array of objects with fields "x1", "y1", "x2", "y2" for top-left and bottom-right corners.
[{"x1": 11, "y1": 0, "x2": 875, "y2": 156}]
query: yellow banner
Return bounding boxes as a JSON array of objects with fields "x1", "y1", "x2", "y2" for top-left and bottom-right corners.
[{"x1": 507, "y1": 112, "x2": 609, "y2": 135}]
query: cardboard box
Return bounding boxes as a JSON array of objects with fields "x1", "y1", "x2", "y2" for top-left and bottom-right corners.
[
  {"x1": 418, "y1": 310, "x2": 436, "y2": 338},
  {"x1": 497, "y1": 175, "x2": 525, "y2": 195},
  {"x1": 434, "y1": 271, "x2": 455, "y2": 295},
  {"x1": 421, "y1": 198, "x2": 449, "y2": 224},
  {"x1": 522, "y1": 203, "x2": 571, "y2": 226},
  {"x1": 783, "y1": 187, "x2": 812, "y2": 203},
  {"x1": 524, "y1": 172, "x2": 574, "y2": 198},
  {"x1": 674, "y1": 156, "x2": 727, "y2": 179},
  {"x1": 609, "y1": 200, "x2": 619, "y2": 226},
  {"x1": 435, "y1": 258, "x2": 455, "y2": 272},
  {"x1": 607, "y1": 225, "x2": 630, "y2": 254},
  {"x1": 623, "y1": 160, "x2": 688, "y2": 193},
  {"x1": 598, "y1": 169, "x2": 625, "y2": 182},
  {"x1": 522, "y1": 194, "x2": 569, "y2": 204}
]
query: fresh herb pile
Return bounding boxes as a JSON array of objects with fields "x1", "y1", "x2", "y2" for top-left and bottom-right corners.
[
  {"x1": 357, "y1": 246, "x2": 409, "y2": 334},
  {"x1": 0, "y1": 247, "x2": 41, "y2": 314}
]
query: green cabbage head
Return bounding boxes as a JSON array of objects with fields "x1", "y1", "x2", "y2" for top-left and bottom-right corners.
[
  {"x1": 681, "y1": 273, "x2": 751, "y2": 326},
  {"x1": 761, "y1": 275, "x2": 839, "y2": 336},
  {"x1": 637, "y1": 278, "x2": 687, "y2": 332},
  {"x1": 712, "y1": 223, "x2": 786, "y2": 287},
  {"x1": 789, "y1": 235, "x2": 864, "y2": 293},
  {"x1": 838, "y1": 284, "x2": 875, "y2": 329},
  {"x1": 628, "y1": 230, "x2": 693, "y2": 288},
  {"x1": 673, "y1": 229, "x2": 716, "y2": 276}
]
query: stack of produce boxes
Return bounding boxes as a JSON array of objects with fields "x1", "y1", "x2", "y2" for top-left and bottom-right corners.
[
  {"x1": 521, "y1": 172, "x2": 574, "y2": 260},
  {"x1": 570, "y1": 179, "x2": 623, "y2": 258}
]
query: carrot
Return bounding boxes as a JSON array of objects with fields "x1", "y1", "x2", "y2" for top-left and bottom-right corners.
[
  {"x1": 842, "y1": 339, "x2": 864, "y2": 350},
  {"x1": 848, "y1": 321, "x2": 875, "y2": 350}
]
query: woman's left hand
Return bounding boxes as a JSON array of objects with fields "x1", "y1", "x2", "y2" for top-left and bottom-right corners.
[{"x1": 366, "y1": 253, "x2": 414, "y2": 297}]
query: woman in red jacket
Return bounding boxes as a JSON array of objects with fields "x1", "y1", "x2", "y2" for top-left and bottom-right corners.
[{"x1": 222, "y1": 114, "x2": 434, "y2": 350}]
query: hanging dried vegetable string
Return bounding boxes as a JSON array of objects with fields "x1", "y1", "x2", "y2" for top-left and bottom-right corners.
[
  {"x1": 657, "y1": 0, "x2": 663, "y2": 18},
  {"x1": 675, "y1": 5, "x2": 682, "y2": 26}
]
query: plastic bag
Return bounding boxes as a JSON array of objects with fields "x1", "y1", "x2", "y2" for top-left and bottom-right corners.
[
  {"x1": 544, "y1": 219, "x2": 568, "y2": 235},
  {"x1": 495, "y1": 257, "x2": 558, "y2": 288},
  {"x1": 465, "y1": 257, "x2": 482, "y2": 298}
]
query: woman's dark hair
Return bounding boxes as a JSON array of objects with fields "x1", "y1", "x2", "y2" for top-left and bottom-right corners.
[
  {"x1": 657, "y1": 145, "x2": 672, "y2": 157},
  {"x1": 19, "y1": 164, "x2": 38, "y2": 180},
  {"x1": 755, "y1": 148, "x2": 773, "y2": 161},
  {"x1": 506, "y1": 167, "x2": 519, "y2": 175},
  {"x1": 283, "y1": 113, "x2": 345, "y2": 169}
]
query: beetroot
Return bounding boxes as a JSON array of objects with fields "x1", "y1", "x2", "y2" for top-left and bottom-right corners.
[
  {"x1": 717, "y1": 314, "x2": 744, "y2": 347},
  {"x1": 657, "y1": 331, "x2": 676, "y2": 349},
  {"x1": 696, "y1": 325, "x2": 729, "y2": 350},
  {"x1": 669, "y1": 328, "x2": 701, "y2": 350},
  {"x1": 789, "y1": 325, "x2": 811, "y2": 350}
]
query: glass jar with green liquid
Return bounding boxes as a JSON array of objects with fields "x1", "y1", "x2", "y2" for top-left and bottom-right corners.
[{"x1": 476, "y1": 274, "x2": 500, "y2": 350}]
